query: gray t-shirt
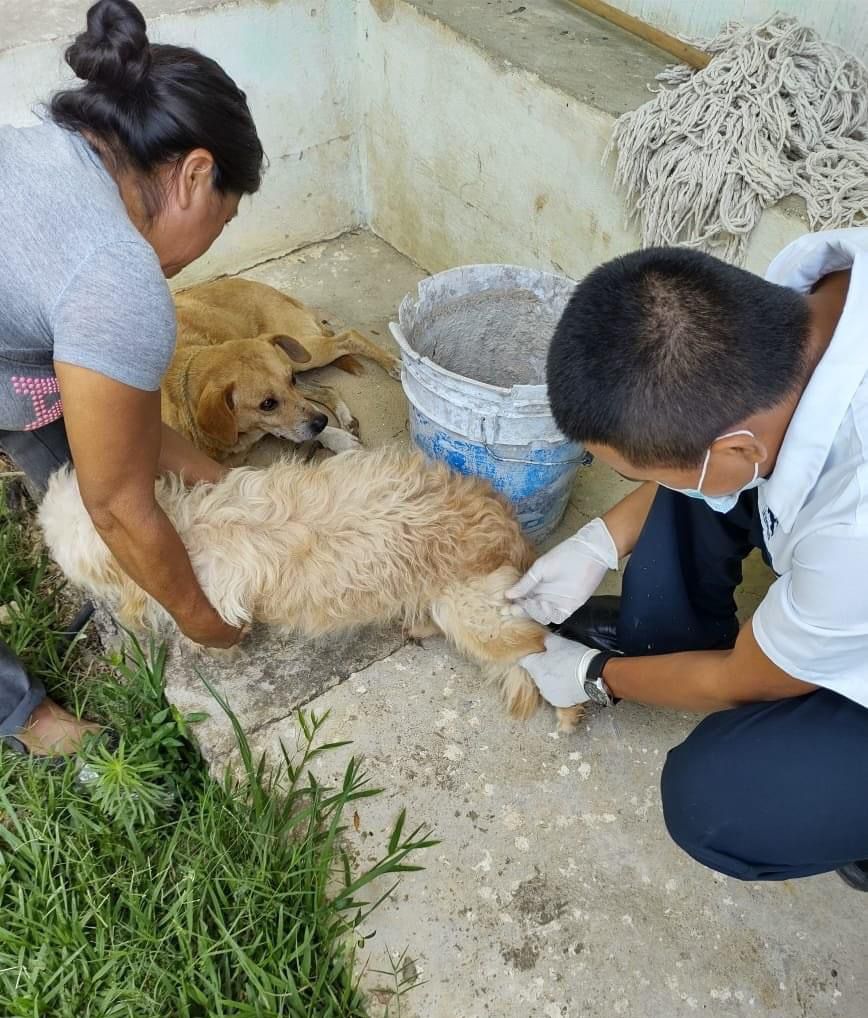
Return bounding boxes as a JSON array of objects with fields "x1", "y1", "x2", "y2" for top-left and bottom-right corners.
[{"x1": 0, "y1": 120, "x2": 176, "y2": 431}]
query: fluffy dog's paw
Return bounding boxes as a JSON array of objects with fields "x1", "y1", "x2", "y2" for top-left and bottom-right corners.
[
  {"x1": 556, "y1": 705, "x2": 584, "y2": 734},
  {"x1": 201, "y1": 644, "x2": 246, "y2": 666},
  {"x1": 387, "y1": 358, "x2": 402, "y2": 382},
  {"x1": 179, "y1": 635, "x2": 247, "y2": 667},
  {"x1": 405, "y1": 620, "x2": 440, "y2": 640},
  {"x1": 348, "y1": 416, "x2": 361, "y2": 438}
]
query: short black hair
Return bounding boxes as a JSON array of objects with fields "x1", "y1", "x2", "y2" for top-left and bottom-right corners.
[
  {"x1": 547, "y1": 246, "x2": 811, "y2": 468},
  {"x1": 49, "y1": 0, "x2": 264, "y2": 216}
]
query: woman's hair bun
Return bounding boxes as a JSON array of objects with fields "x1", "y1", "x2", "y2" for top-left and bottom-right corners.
[{"x1": 65, "y1": 0, "x2": 152, "y2": 92}]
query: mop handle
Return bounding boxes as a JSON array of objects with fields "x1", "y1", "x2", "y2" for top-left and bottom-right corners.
[{"x1": 564, "y1": 0, "x2": 711, "y2": 70}]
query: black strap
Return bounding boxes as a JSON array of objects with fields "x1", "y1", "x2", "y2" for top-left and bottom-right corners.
[{"x1": 587, "y1": 651, "x2": 620, "y2": 704}]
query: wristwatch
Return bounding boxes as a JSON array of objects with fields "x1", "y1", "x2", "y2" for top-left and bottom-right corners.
[{"x1": 583, "y1": 651, "x2": 620, "y2": 707}]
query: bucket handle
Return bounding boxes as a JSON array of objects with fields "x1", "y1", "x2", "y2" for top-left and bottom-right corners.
[
  {"x1": 485, "y1": 445, "x2": 594, "y2": 467},
  {"x1": 482, "y1": 414, "x2": 592, "y2": 466}
]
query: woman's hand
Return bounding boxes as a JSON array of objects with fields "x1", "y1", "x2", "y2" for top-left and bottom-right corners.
[{"x1": 177, "y1": 602, "x2": 249, "y2": 649}]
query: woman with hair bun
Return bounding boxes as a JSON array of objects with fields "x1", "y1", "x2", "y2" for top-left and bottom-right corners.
[{"x1": 0, "y1": 0, "x2": 264, "y2": 756}]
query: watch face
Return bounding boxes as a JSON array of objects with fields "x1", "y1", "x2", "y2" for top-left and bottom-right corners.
[{"x1": 583, "y1": 679, "x2": 609, "y2": 706}]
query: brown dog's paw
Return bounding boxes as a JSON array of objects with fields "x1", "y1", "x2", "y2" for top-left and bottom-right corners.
[
  {"x1": 318, "y1": 428, "x2": 362, "y2": 454},
  {"x1": 387, "y1": 358, "x2": 402, "y2": 382}
]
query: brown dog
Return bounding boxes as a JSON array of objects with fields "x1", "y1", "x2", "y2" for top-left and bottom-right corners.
[{"x1": 163, "y1": 278, "x2": 401, "y2": 462}]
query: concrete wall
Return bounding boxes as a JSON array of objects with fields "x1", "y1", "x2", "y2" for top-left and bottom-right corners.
[
  {"x1": 0, "y1": 0, "x2": 363, "y2": 285},
  {"x1": 0, "y1": 0, "x2": 814, "y2": 286},
  {"x1": 617, "y1": 1, "x2": 868, "y2": 60},
  {"x1": 357, "y1": 0, "x2": 808, "y2": 280},
  {"x1": 358, "y1": 1, "x2": 633, "y2": 282}
]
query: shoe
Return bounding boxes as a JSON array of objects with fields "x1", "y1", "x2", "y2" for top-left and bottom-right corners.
[
  {"x1": 1, "y1": 734, "x2": 29, "y2": 756},
  {"x1": 59, "y1": 600, "x2": 95, "y2": 649},
  {"x1": 553, "y1": 595, "x2": 621, "y2": 654},
  {"x1": 1, "y1": 727, "x2": 118, "y2": 781},
  {"x1": 836, "y1": 861, "x2": 868, "y2": 891}
]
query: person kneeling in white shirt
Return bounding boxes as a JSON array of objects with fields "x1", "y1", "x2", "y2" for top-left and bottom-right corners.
[{"x1": 509, "y1": 228, "x2": 868, "y2": 890}]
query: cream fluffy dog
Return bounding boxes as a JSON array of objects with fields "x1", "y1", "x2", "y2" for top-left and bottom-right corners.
[{"x1": 39, "y1": 446, "x2": 582, "y2": 732}]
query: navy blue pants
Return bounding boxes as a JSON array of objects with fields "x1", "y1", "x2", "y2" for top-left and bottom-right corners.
[{"x1": 610, "y1": 487, "x2": 868, "y2": 880}]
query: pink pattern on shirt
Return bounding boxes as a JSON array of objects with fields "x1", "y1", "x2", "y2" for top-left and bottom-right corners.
[{"x1": 11, "y1": 375, "x2": 63, "y2": 431}]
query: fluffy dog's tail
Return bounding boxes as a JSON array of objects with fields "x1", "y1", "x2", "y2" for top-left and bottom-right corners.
[{"x1": 430, "y1": 565, "x2": 583, "y2": 732}]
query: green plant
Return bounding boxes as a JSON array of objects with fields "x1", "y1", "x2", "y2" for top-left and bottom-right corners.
[{"x1": 0, "y1": 485, "x2": 435, "y2": 1017}]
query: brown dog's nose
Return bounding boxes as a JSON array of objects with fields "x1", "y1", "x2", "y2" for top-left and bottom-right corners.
[{"x1": 310, "y1": 412, "x2": 328, "y2": 434}]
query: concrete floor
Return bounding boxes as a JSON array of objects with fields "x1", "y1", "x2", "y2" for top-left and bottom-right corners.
[{"x1": 156, "y1": 232, "x2": 867, "y2": 1018}]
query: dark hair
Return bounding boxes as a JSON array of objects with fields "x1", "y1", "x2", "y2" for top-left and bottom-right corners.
[
  {"x1": 546, "y1": 247, "x2": 811, "y2": 468},
  {"x1": 49, "y1": 0, "x2": 264, "y2": 215}
]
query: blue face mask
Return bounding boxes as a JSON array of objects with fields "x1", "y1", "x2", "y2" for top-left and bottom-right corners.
[{"x1": 660, "y1": 430, "x2": 764, "y2": 514}]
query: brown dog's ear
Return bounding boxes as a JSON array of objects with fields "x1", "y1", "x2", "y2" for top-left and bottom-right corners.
[
  {"x1": 196, "y1": 382, "x2": 238, "y2": 448},
  {"x1": 270, "y1": 334, "x2": 312, "y2": 364}
]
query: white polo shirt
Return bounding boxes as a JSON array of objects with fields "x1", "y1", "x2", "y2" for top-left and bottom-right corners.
[{"x1": 752, "y1": 227, "x2": 868, "y2": 707}]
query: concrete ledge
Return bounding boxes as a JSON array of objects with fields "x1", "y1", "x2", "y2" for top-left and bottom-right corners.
[
  {"x1": 395, "y1": 0, "x2": 671, "y2": 119},
  {"x1": 1, "y1": 0, "x2": 232, "y2": 54},
  {"x1": 360, "y1": 0, "x2": 810, "y2": 278}
]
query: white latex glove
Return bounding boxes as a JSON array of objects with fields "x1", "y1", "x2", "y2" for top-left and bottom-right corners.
[
  {"x1": 506, "y1": 517, "x2": 619, "y2": 624},
  {"x1": 520, "y1": 633, "x2": 598, "y2": 708}
]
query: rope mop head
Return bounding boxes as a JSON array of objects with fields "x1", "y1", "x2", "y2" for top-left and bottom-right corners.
[{"x1": 608, "y1": 14, "x2": 868, "y2": 263}]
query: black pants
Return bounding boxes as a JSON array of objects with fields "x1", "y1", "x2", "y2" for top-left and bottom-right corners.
[
  {"x1": 0, "y1": 420, "x2": 71, "y2": 737},
  {"x1": 594, "y1": 486, "x2": 868, "y2": 880}
]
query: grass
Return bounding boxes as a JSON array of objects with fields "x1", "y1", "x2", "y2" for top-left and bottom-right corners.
[{"x1": 0, "y1": 488, "x2": 435, "y2": 1017}]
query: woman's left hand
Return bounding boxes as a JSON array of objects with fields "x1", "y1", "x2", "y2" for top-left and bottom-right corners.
[{"x1": 176, "y1": 602, "x2": 249, "y2": 649}]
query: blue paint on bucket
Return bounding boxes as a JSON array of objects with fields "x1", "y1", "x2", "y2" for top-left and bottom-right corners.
[{"x1": 409, "y1": 406, "x2": 582, "y2": 541}]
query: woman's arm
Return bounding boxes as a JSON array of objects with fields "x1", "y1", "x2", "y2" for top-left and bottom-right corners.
[{"x1": 56, "y1": 362, "x2": 242, "y2": 648}]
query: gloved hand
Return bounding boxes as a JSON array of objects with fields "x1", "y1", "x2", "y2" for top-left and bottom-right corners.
[
  {"x1": 506, "y1": 517, "x2": 619, "y2": 624},
  {"x1": 520, "y1": 633, "x2": 599, "y2": 708}
]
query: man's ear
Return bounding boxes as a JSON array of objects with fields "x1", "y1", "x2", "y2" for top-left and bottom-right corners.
[
  {"x1": 269, "y1": 333, "x2": 312, "y2": 365},
  {"x1": 722, "y1": 432, "x2": 767, "y2": 466},
  {"x1": 196, "y1": 382, "x2": 238, "y2": 447}
]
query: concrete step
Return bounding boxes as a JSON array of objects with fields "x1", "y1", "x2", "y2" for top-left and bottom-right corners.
[{"x1": 4, "y1": 6, "x2": 839, "y2": 1016}]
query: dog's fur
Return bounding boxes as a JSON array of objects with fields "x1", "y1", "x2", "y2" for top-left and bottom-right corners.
[
  {"x1": 164, "y1": 278, "x2": 401, "y2": 462},
  {"x1": 39, "y1": 446, "x2": 582, "y2": 732}
]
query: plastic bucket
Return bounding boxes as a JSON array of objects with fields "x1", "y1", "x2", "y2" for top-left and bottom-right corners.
[{"x1": 390, "y1": 264, "x2": 586, "y2": 541}]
